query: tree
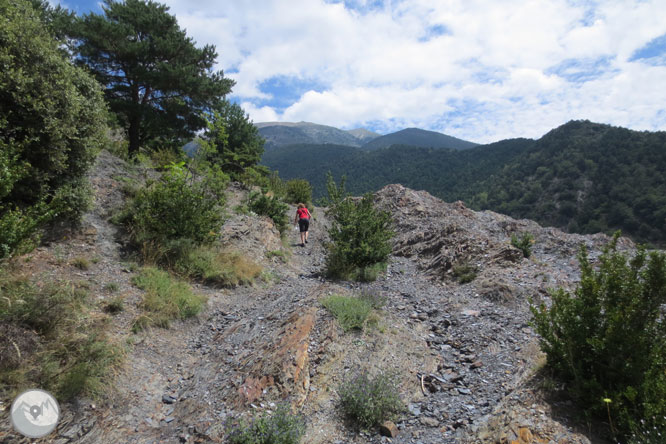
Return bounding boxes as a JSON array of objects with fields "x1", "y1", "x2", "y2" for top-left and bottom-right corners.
[
  {"x1": 0, "y1": 0, "x2": 107, "y2": 258},
  {"x1": 323, "y1": 173, "x2": 394, "y2": 281},
  {"x1": 201, "y1": 100, "x2": 265, "y2": 176},
  {"x1": 73, "y1": 0, "x2": 234, "y2": 156}
]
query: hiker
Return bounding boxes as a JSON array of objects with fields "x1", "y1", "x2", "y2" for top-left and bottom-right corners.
[{"x1": 294, "y1": 203, "x2": 311, "y2": 247}]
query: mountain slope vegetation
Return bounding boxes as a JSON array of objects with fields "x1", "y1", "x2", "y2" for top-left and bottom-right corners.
[{"x1": 263, "y1": 121, "x2": 666, "y2": 246}]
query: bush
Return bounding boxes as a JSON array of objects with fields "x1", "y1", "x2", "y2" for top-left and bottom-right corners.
[
  {"x1": 322, "y1": 294, "x2": 373, "y2": 332},
  {"x1": 131, "y1": 267, "x2": 207, "y2": 331},
  {"x1": 0, "y1": 273, "x2": 122, "y2": 399},
  {"x1": 285, "y1": 179, "x2": 313, "y2": 208},
  {"x1": 511, "y1": 232, "x2": 534, "y2": 258},
  {"x1": 248, "y1": 191, "x2": 289, "y2": 233},
  {"x1": 324, "y1": 174, "x2": 393, "y2": 280},
  {"x1": 530, "y1": 233, "x2": 666, "y2": 440},
  {"x1": 452, "y1": 262, "x2": 478, "y2": 284},
  {"x1": 119, "y1": 162, "x2": 225, "y2": 263},
  {"x1": 0, "y1": 0, "x2": 107, "y2": 258},
  {"x1": 226, "y1": 403, "x2": 306, "y2": 444},
  {"x1": 338, "y1": 370, "x2": 404, "y2": 429}
]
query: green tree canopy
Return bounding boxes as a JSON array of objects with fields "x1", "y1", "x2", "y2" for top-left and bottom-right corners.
[
  {"x1": 73, "y1": 0, "x2": 234, "y2": 155},
  {"x1": 0, "y1": 0, "x2": 107, "y2": 258},
  {"x1": 201, "y1": 100, "x2": 265, "y2": 177}
]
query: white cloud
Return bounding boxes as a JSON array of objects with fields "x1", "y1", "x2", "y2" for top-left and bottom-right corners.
[{"x1": 160, "y1": 0, "x2": 666, "y2": 142}]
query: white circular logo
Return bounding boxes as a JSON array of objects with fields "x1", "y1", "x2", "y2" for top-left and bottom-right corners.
[{"x1": 10, "y1": 389, "x2": 60, "y2": 438}]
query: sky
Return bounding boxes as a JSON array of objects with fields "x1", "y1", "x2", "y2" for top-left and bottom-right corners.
[{"x1": 53, "y1": 0, "x2": 666, "y2": 144}]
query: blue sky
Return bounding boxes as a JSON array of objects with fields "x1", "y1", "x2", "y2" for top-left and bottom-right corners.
[{"x1": 54, "y1": 0, "x2": 666, "y2": 143}]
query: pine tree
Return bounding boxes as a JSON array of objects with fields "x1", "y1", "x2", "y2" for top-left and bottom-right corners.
[{"x1": 73, "y1": 0, "x2": 234, "y2": 155}]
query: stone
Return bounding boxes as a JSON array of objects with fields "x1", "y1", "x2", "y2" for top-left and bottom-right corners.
[
  {"x1": 162, "y1": 394, "x2": 177, "y2": 404},
  {"x1": 379, "y1": 421, "x2": 399, "y2": 438},
  {"x1": 420, "y1": 416, "x2": 440, "y2": 427}
]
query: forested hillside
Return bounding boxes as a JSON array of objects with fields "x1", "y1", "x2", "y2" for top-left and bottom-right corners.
[
  {"x1": 474, "y1": 121, "x2": 666, "y2": 245},
  {"x1": 263, "y1": 121, "x2": 666, "y2": 246}
]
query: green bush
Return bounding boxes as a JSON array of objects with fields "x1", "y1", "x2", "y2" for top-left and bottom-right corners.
[
  {"x1": 0, "y1": 0, "x2": 107, "y2": 258},
  {"x1": 226, "y1": 403, "x2": 306, "y2": 444},
  {"x1": 324, "y1": 175, "x2": 394, "y2": 281},
  {"x1": 338, "y1": 370, "x2": 404, "y2": 429},
  {"x1": 131, "y1": 267, "x2": 207, "y2": 331},
  {"x1": 322, "y1": 294, "x2": 373, "y2": 332},
  {"x1": 248, "y1": 191, "x2": 289, "y2": 233},
  {"x1": 511, "y1": 232, "x2": 534, "y2": 258},
  {"x1": 451, "y1": 262, "x2": 478, "y2": 283},
  {"x1": 0, "y1": 274, "x2": 122, "y2": 399},
  {"x1": 530, "y1": 233, "x2": 666, "y2": 440},
  {"x1": 119, "y1": 162, "x2": 224, "y2": 263},
  {"x1": 285, "y1": 179, "x2": 313, "y2": 207}
]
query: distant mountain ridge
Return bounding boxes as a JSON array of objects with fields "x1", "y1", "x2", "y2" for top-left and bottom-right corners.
[
  {"x1": 361, "y1": 127, "x2": 478, "y2": 151},
  {"x1": 256, "y1": 121, "x2": 379, "y2": 149},
  {"x1": 255, "y1": 121, "x2": 476, "y2": 151}
]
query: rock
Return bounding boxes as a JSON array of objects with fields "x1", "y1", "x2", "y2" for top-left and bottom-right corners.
[
  {"x1": 408, "y1": 403, "x2": 422, "y2": 416},
  {"x1": 238, "y1": 307, "x2": 316, "y2": 407},
  {"x1": 420, "y1": 416, "x2": 440, "y2": 427},
  {"x1": 379, "y1": 421, "x2": 399, "y2": 438},
  {"x1": 162, "y1": 394, "x2": 177, "y2": 404}
]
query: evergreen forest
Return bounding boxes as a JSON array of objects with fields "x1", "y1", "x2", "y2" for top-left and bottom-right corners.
[{"x1": 262, "y1": 121, "x2": 666, "y2": 247}]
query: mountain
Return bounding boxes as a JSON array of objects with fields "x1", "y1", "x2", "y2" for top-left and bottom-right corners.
[
  {"x1": 473, "y1": 120, "x2": 666, "y2": 246},
  {"x1": 361, "y1": 127, "x2": 479, "y2": 151},
  {"x1": 256, "y1": 121, "x2": 375, "y2": 149},
  {"x1": 346, "y1": 127, "x2": 380, "y2": 143},
  {"x1": 262, "y1": 120, "x2": 666, "y2": 246}
]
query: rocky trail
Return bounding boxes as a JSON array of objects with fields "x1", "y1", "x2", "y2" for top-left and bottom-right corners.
[{"x1": 0, "y1": 152, "x2": 628, "y2": 443}]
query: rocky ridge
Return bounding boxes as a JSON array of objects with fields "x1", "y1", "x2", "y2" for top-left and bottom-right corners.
[{"x1": 0, "y1": 152, "x2": 632, "y2": 444}]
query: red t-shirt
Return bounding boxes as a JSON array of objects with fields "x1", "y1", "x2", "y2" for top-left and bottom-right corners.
[{"x1": 297, "y1": 208, "x2": 310, "y2": 220}]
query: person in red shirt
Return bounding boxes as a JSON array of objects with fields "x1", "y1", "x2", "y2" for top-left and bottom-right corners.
[{"x1": 294, "y1": 203, "x2": 311, "y2": 247}]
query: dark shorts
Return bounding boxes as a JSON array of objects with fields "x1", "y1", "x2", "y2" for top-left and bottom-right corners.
[{"x1": 298, "y1": 218, "x2": 309, "y2": 232}]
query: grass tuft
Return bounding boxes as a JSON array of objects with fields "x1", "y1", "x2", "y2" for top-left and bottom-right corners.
[
  {"x1": 131, "y1": 267, "x2": 206, "y2": 331},
  {"x1": 71, "y1": 256, "x2": 91, "y2": 270},
  {"x1": 322, "y1": 294, "x2": 373, "y2": 332},
  {"x1": 0, "y1": 272, "x2": 123, "y2": 400},
  {"x1": 175, "y1": 246, "x2": 262, "y2": 287}
]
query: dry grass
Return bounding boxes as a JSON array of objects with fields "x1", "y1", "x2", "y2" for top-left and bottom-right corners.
[{"x1": 0, "y1": 270, "x2": 124, "y2": 400}]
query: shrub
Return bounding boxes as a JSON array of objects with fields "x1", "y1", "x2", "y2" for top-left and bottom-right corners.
[
  {"x1": 324, "y1": 174, "x2": 393, "y2": 280},
  {"x1": 451, "y1": 262, "x2": 478, "y2": 283},
  {"x1": 248, "y1": 191, "x2": 289, "y2": 233},
  {"x1": 0, "y1": 1, "x2": 107, "y2": 258},
  {"x1": 285, "y1": 179, "x2": 313, "y2": 208},
  {"x1": 338, "y1": 370, "x2": 403, "y2": 429},
  {"x1": 119, "y1": 162, "x2": 224, "y2": 263},
  {"x1": 530, "y1": 233, "x2": 666, "y2": 440},
  {"x1": 322, "y1": 294, "x2": 372, "y2": 332},
  {"x1": 226, "y1": 403, "x2": 306, "y2": 444},
  {"x1": 0, "y1": 273, "x2": 123, "y2": 399},
  {"x1": 131, "y1": 267, "x2": 207, "y2": 331},
  {"x1": 511, "y1": 232, "x2": 534, "y2": 258}
]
